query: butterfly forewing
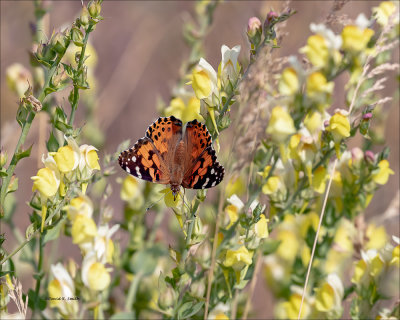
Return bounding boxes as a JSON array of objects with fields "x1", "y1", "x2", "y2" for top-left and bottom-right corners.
[{"x1": 118, "y1": 137, "x2": 169, "y2": 184}]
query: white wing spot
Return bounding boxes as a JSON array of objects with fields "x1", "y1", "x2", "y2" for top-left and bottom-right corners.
[
  {"x1": 132, "y1": 156, "x2": 136, "y2": 162},
  {"x1": 135, "y1": 166, "x2": 142, "y2": 178},
  {"x1": 202, "y1": 178, "x2": 209, "y2": 188},
  {"x1": 126, "y1": 167, "x2": 131, "y2": 173},
  {"x1": 211, "y1": 181, "x2": 216, "y2": 187},
  {"x1": 211, "y1": 168, "x2": 215, "y2": 174}
]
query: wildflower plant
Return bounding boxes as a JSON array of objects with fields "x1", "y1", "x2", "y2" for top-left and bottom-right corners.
[{"x1": 1, "y1": 1, "x2": 399, "y2": 319}]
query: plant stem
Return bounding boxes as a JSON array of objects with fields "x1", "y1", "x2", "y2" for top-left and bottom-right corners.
[
  {"x1": 69, "y1": 24, "x2": 93, "y2": 125},
  {"x1": 32, "y1": 235, "x2": 44, "y2": 319},
  {"x1": 125, "y1": 272, "x2": 142, "y2": 314},
  {"x1": 0, "y1": 52, "x2": 66, "y2": 210},
  {"x1": 181, "y1": 195, "x2": 201, "y2": 263},
  {"x1": 242, "y1": 251, "x2": 262, "y2": 320}
]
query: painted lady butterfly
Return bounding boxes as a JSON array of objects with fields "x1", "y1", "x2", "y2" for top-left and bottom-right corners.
[{"x1": 118, "y1": 116, "x2": 224, "y2": 197}]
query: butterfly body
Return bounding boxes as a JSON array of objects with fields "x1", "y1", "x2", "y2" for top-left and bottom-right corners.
[{"x1": 118, "y1": 116, "x2": 224, "y2": 196}]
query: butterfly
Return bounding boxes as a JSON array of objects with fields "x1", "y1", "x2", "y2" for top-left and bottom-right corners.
[{"x1": 118, "y1": 116, "x2": 224, "y2": 198}]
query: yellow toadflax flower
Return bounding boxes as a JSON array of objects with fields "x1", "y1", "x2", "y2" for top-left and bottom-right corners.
[
  {"x1": 315, "y1": 274, "x2": 344, "y2": 317},
  {"x1": 326, "y1": 111, "x2": 351, "y2": 158},
  {"x1": 79, "y1": 144, "x2": 100, "y2": 182},
  {"x1": 373, "y1": 1, "x2": 398, "y2": 26},
  {"x1": 300, "y1": 34, "x2": 329, "y2": 68},
  {"x1": 224, "y1": 246, "x2": 253, "y2": 271},
  {"x1": 165, "y1": 95, "x2": 203, "y2": 123},
  {"x1": 64, "y1": 195, "x2": 94, "y2": 221},
  {"x1": 372, "y1": 159, "x2": 394, "y2": 185},
  {"x1": 53, "y1": 136, "x2": 80, "y2": 174},
  {"x1": 266, "y1": 106, "x2": 296, "y2": 147},
  {"x1": 341, "y1": 15, "x2": 374, "y2": 53},
  {"x1": 6, "y1": 63, "x2": 32, "y2": 98},
  {"x1": 120, "y1": 175, "x2": 141, "y2": 202},
  {"x1": 81, "y1": 253, "x2": 111, "y2": 291},
  {"x1": 32, "y1": 154, "x2": 61, "y2": 232},
  {"x1": 279, "y1": 67, "x2": 299, "y2": 96},
  {"x1": 71, "y1": 215, "x2": 97, "y2": 245},
  {"x1": 219, "y1": 44, "x2": 241, "y2": 87},
  {"x1": 306, "y1": 72, "x2": 334, "y2": 106},
  {"x1": 48, "y1": 263, "x2": 78, "y2": 317},
  {"x1": 191, "y1": 58, "x2": 219, "y2": 107}
]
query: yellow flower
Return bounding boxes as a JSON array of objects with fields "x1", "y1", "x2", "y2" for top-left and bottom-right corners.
[
  {"x1": 312, "y1": 166, "x2": 328, "y2": 194},
  {"x1": 391, "y1": 244, "x2": 399, "y2": 267},
  {"x1": 64, "y1": 195, "x2": 93, "y2": 221},
  {"x1": 372, "y1": 160, "x2": 394, "y2": 185},
  {"x1": 365, "y1": 224, "x2": 388, "y2": 250},
  {"x1": 208, "y1": 303, "x2": 230, "y2": 320},
  {"x1": 326, "y1": 112, "x2": 350, "y2": 158},
  {"x1": 53, "y1": 137, "x2": 80, "y2": 174},
  {"x1": 71, "y1": 215, "x2": 97, "y2": 245},
  {"x1": 253, "y1": 214, "x2": 269, "y2": 239},
  {"x1": 300, "y1": 34, "x2": 329, "y2": 68},
  {"x1": 32, "y1": 167, "x2": 60, "y2": 198},
  {"x1": 224, "y1": 246, "x2": 253, "y2": 271},
  {"x1": 191, "y1": 58, "x2": 219, "y2": 107},
  {"x1": 304, "y1": 111, "x2": 323, "y2": 134},
  {"x1": 48, "y1": 263, "x2": 78, "y2": 317},
  {"x1": 262, "y1": 176, "x2": 281, "y2": 195},
  {"x1": 341, "y1": 25, "x2": 374, "y2": 52},
  {"x1": 306, "y1": 72, "x2": 334, "y2": 102},
  {"x1": 93, "y1": 224, "x2": 120, "y2": 264},
  {"x1": 224, "y1": 205, "x2": 239, "y2": 229},
  {"x1": 299, "y1": 212, "x2": 319, "y2": 238},
  {"x1": 6, "y1": 63, "x2": 32, "y2": 98},
  {"x1": 275, "y1": 293, "x2": 310, "y2": 319},
  {"x1": 266, "y1": 106, "x2": 296, "y2": 143},
  {"x1": 352, "y1": 259, "x2": 367, "y2": 284},
  {"x1": 373, "y1": 1, "x2": 398, "y2": 26},
  {"x1": 79, "y1": 144, "x2": 100, "y2": 180},
  {"x1": 279, "y1": 67, "x2": 299, "y2": 96},
  {"x1": 276, "y1": 230, "x2": 299, "y2": 263},
  {"x1": 81, "y1": 253, "x2": 111, "y2": 291},
  {"x1": 165, "y1": 96, "x2": 203, "y2": 123},
  {"x1": 315, "y1": 274, "x2": 344, "y2": 316},
  {"x1": 120, "y1": 175, "x2": 141, "y2": 201}
]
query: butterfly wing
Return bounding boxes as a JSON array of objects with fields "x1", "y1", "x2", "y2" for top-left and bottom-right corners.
[
  {"x1": 118, "y1": 137, "x2": 169, "y2": 183},
  {"x1": 119, "y1": 116, "x2": 183, "y2": 184},
  {"x1": 182, "y1": 119, "x2": 224, "y2": 189}
]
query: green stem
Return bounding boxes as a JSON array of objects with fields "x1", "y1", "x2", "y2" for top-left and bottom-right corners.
[
  {"x1": 181, "y1": 195, "x2": 201, "y2": 263},
  {"x1": 32, "y1": 235, "x2": 44, "y2": 318},
  {"x1": 0, "y1": 53, "x2": 66, "y2": 209},
  {"x1": 125, "y1": 272, "x2": 142, "y2": 314},
  {"x1": 69, "y1": 24, "x2": 93, "y2": 125}
]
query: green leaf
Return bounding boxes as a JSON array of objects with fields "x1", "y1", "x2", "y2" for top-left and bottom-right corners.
[
  {"x1": 3, "y1": 193, "x2": 16, "y2": 221},
  {"x1": 110, "y1": 312, "x2": 136, "y2": 320},
  {"x1": 177, "y1": 301, "x2": 204, "y2": 320},
  {"x1": 0, "y1": 271, "x2": 15, "y2": 278},
  {"x1": 55, "y1": 120, "x2": 73, "y2": 134},
  {"x1": 16, "y1": 104, "x2": 29, "y2": 127},
  {"x1": 15, "y1": 144, "x2": 33, "y2": 162},
  {"x1": 261, "y1": 239, "x2": 281, "y2": 255},
  {"x1": 44, "y1": 87, "x2": 57, "y2": 96},
  {"x1": 46, "y1": 131, "x2": 59, "y2": 152},
  {"x1": 43, "y1": 217, "x2": 66, "y2": 244},
  {"x1": 0, "y1": 168, "x2": 7, "y2": 177},
  {"x1": 7, "y1": 176, "x2": 18, "y2": 194}
]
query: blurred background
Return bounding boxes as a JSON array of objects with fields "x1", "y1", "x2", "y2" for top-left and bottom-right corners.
[{"x1": 1, "y1": 1, "x2": 398, "y2": 318}]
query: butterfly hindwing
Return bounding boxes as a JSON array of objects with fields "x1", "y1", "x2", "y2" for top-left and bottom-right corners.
[
  {"x1": 118, "y1": 137, "x2": 169, "y2": 184},
  {"x1": 182, "y1": 146, "x2": 224, "y2": 189}
]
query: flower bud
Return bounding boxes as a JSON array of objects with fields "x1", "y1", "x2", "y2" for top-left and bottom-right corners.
[
  {"x1": 190, "y1": 281, "x2": 206, "y2": 298},
  {"x1": 71, "y1": 27, "x2": 84, "y2": 47},
  {"x1": 247, "y1": 17, "x2": 262, "y2": 36},
  {"x1": 364, "y1": 150, "x2": 375, "y2": 164},
  {"x1": 158, "y1": 285, "x2": 175, "y2": 310},
  {"x1": 264, "y1": 10, "x2": 279, "y2": 33},
  {"x1": 362, "y1": 112, "x2": 373, "y2": 120},
  {"x1": 0, "y1": 149, "x2": 7, "y2": 167},
  {"x1": 80, "y1": 5, "x2": 90, "y2": 26},
  {"x1": 51, "y1": 31, "x2": 70, "y2": 55},
  {"x1": 51, "y1": 65, "x2": 68, "y2": 88},
  {"x1": 88, "y1": 0, "x2": 101, "y2": 18}
]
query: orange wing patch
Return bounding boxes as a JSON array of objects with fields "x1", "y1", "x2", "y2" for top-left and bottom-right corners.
[
  {"x1": 118, "y1": 137, "x2": 169, "y2": 183},
  {"x1": 146, "y1": 116, "x2": 183, "y2": 156},
  {"x1": 183, "y1": 119, "x2": 212, "y2": 171}
]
